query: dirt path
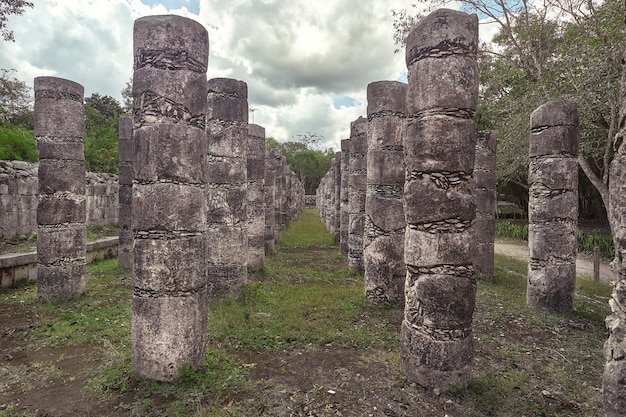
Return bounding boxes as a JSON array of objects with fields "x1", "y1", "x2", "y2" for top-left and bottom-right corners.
[{"x1": 494, "y1": 238, "x2": 614, "y2": 284}]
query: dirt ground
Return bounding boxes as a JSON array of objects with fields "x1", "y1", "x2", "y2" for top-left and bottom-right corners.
[{"x1": 0, "y1": 239, "x2": 610, "y2": 416}]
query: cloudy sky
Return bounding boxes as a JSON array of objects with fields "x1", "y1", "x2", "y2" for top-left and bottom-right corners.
[{"x1": 1, "y1": 0, "x2": 498, "y2": 151}]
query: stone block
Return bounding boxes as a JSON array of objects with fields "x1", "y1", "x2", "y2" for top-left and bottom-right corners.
[
  {"x1": 37, "y1": 226, "x2": 86, "y2": 265},
  {"x1": 37, "y1": 159, "x2": 85, "y2": 195},
  {"x1": 34, "y1": 77, "x2": 85, "y2": 138},
  {"x1": 400, "y1": 320, "x2": 473, "y2": 391},
  {"x1": 37, "y1": 263, "x2": 86, "y2": 301},
  {"x1": 133, "y1": 182, "x2": 206, "y2": 232},
  {"x1": 134, "y1": 124, "x2": 207, "y2": 183},
  {"x1": 133, "y1": 68, "x2": 207, "y2": 122},
  {"x1": 404, "y1": 115, "x2": 476, "y2": 172},
  {"x1": 134, "y1": 235, "x2": 207, "y2": 293},
  {"x1": 527, "y1": 263, "x2": 576, "y2": 312},
  {"x1": 404, "y1": 227, "x2": 474, "y2": 267},
  {"x1": 404, "y1": 177, "x2": 475, "y2": 224},
  {"x1": 37, "y1": 195, "x2": 86, "y2": 225},
  {"x1": 131, "y1": 288, "x2": 208, "y2": 381}
]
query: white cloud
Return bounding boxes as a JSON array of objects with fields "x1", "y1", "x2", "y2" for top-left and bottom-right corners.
[{"x1": 1, "y1": 0, "x2": 432, "y2": 152}]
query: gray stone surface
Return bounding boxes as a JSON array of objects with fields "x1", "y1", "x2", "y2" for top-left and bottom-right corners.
[
  {"x1": 264, "y1": 149, "x2": 278, "y2": 254},
  {"x1": 401, "y1": 9, "x2": 479, "y2": 391},
  {"x1": 34, "y1": 76, "x2": 86, "y2": 302},
  {"x1": 131, "y1": 14, "x2": 209, "y2": 382},
  {"x1": 334, "y1": 151, "x2": 342, "y2": 243},
  {"x1": 348, "y1": 117, "x2": 367, "y2": 273},
  {"x1": 527, "y1": 100, "x2": 578, "y2": 312},
  {"x1": 247, "y1": 124, "x2": 266, "y2": 270},
  {"x1": 206, "y1": 77, "x2": 248, "y2": 299},
  {"x1": 474, "y1": 131, "x2": 497, "y2": 280},
  {"x1": 117, "y1": 116, "x2": 133, "y2": 269},
  {"x1": 0, "y1": 161, "x2": 118, "y2": 239},
  {"x1": 363, "y1": 80, "x2": 406, "y2": 305},
  {"x1": 340, "y1": 139, "x2": 350, "y2": 256}
]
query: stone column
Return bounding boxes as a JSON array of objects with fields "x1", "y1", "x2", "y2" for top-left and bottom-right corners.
[
  {"x1": 247, "y1": 124, "x2": 266, "y2": 270},
  {"x1": 131, "y1": 15, "x2": 209, "y2": 381},
  {"x1": 34, "y1": 76, "x2": 86, "y2": 302},
  {"x1": 118, "y1": 116, "x2": 133, "y2": 269},
  {"x1": 474, "y1": 131, "x2": 497, "y2": 280},
  {"x1": 206, "y1": 78, "x2": 248, "y2": 299},
  {"x1": 364, "y1": 80, "x2": 406, "y2": 305},
  {"x1": 340, "y1": 139, "x2": 350, "y2": 256},
  {"x1": 276, "y1": 154, "x2": 288, "y2": 235},
  {"x1": 272, "y1": 151, "x2": 284, "y2": 239},
  {"x1": 604, "y1": 36, "x2": 626, "y2": 412},
  {"x1": 348, "y1": 117, "x2": 367, "y2": 272},
  {"x1": 327, "y1": 158, "x2": 337, "y2": 233},
  {"x1": 334, "y1": 151, "x2": 342, "y2": 243},
  {"x1": 401, "y1": 9, "x2": 479, "y2": 391},
  {"x1": 264, "y1": 149, "x2": 277, "y2": 255},
  {"x1": 527, "y1": 101, "x2": 579, "y2": 312}
]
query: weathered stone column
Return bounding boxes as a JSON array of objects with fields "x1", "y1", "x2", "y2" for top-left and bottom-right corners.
[
  {"x1": 348, "y1": 117, "x2": 367, "y2": 272},
  {"x1": 364, "y1": 80, "x2": 406, "y2": 305},
  {"x1": 206, "y1": 78, "x2": 248, "y2": 299},
  {"x1": 264, "y1": 148, "x2": 277, "y2": 254},
  {"x1": 247, "y1": 124, "x2": 266, "y2": 270},
  {"x1": 131, "y1": 15, "x2": 209, "y2": 381},
  {"x1": 401, "y1": 9, "x2": 479, "y2": 391},
  {"x1": 527, "y1": 101, "x2": 578, "y2": 312},
  {"x1": 34, "y1": 76, "x2": 86, "y2": 302},
  {"x1": 334, "y1": 151, "x2": 342, "y2": 243},
  {"x1": 118, "y1": 116, "x2": 133, "y2": 269},
  {"x1": 340, "y1": 139, "x2": 350, "y2": 256},
  {"x1": 604, "y1": 37, "x2": 626, "y2": 412},
  {"x1": 276, "y1": 154, "x2": 288, "y2": 235},
  {"x1": 474, "y1": 131, "x2": 497, "y2": 280},
  {"x1": 327, "y1": 158, "x2": 337, "y2": 233}
]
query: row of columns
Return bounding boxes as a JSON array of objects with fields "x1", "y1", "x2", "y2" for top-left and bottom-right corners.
[
  {"x1": 33, "y1": 14, "x2": 304, "y2": 382},
  {"x1": 317, "y1": 8, "x2": 582, "y2": 392}
]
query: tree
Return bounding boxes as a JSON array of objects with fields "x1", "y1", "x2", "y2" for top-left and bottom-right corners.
[
  {"x1": 393, "y1": 0, "x2": 623, "y2": 223},
  {"x1": 266, "y1": 135, "x2": 335, "y2": 194},
  {"x1": 121, "y1": 77, "x2": 132, "y2": 112},
  {"x1": 0, "y1": 0, "x2": 33, "y2": 42},
  {"x1": 84, "y1": 93, "x2": 124, "y2": 173},
  {"x1": 0, "y1": 68, "x2": 32, "y2": 127}
]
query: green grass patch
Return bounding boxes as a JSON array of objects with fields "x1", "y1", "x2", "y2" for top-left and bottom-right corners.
[
  {"x1": 0, "y1": 208, "x2": 612, "y2": 416},
  {"x1": 86, "y1": 224, "x2": 120, "y2": 241},
  {"x1": 276, "y1": 208, "x2": 337, "y2": 248},
  {"x1": 28, "y1": 258, "x2": 131, "y2": 348}
]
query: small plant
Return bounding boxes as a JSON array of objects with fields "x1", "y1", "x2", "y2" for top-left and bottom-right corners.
[
  {"x1": 495, "y1": 220, "x2": 529, "y2": 241},
  {"x1": 577, "y1": 229, "x2": 614, "y2": 260}
]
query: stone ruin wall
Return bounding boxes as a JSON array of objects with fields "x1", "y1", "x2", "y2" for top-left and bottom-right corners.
[{"x1": 0, "y1": 160, "x2": 119, "y2": 239}]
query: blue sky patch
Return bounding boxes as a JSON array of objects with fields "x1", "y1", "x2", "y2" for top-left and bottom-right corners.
[
  {"x1": 332, "y1": 96, "x2": 359, "y2": 109},
  {"x1": 141, "y1": 0, "x2": 200, "y2": 14}
]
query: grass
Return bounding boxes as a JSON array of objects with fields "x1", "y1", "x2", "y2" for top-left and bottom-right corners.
[{"x1": 0, "y1": 208, "x2": 613, "y2": 416}]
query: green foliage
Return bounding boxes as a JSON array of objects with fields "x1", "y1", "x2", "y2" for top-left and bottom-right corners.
[
  {"x1": 577, "y1": 229, "x2": 614, "y2": 260},
  {"x1": 495, "y1": 220, "x2": 615, "y2": 259},
  {"x1": 266, "y1": 136, "x2": 334, "y2": 195},
  {"x1": 495, "y1": 220, "x2": 529, "y2": 241},
  {"x1": 0, "y1": 123, "x2": 36, "y2": 161},
  {"x1": 0, "y1": 69, "x2": 32, "y2": 126},
  {"x1": 0, "y1": 0, "x2": 34, "y2": 42},
  {"x1": 84, "y1": 93, "x2": 124, "y2": 174}
]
